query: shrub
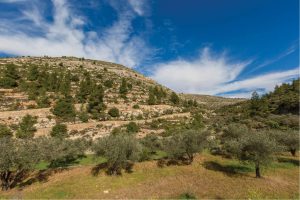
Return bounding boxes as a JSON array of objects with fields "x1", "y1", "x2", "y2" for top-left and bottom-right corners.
[
  {"x1": 170, "y1": 92, "x2": 180, "y2": 105},
  {"x1": 27, "y1": 65, "x2": 39, "y2": 81},
  {"x1": 119, "y1": 78, "x2": 128, "y2": 95},
  {"x1": 126, "y1": 122, "x2": 140, "y2": 133},
  {"x1": 0, "y1": 77, "x2": 17, "y2": 88},
  {"x1": 133, "y1": 104, "x2": 140, "y2": 109},
  {"x1": 50, "y1": 123, "x2": 68, "y2": 139},
  {"x1": 0, "y1": 124, "x2": 12, "y2": 138},
  {"x1": 52, "y1": 98, "x2": 76, "y2": 121},
  {"x1": 79, "y1": 111, "x2": 89, "y2": 122},
  {"x1": 16, "y1": 114, "x2": 37, "y2": 139},
  {"x1": 108, "y1": 107, "x2": 120, "y2": 117},
  {"x1": 104, "y1": 79, "x2": 113, "y2": 88},
  {"x1": 87, "y1": 84, "x2": 105, "y2": 118}
]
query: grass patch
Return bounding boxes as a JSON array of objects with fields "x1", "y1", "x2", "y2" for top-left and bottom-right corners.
[{"x1": 35, "y1": 155, "x2": 106, "y2": 170}]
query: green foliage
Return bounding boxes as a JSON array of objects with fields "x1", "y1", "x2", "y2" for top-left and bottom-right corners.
[
  {"x1": 93, "y1": 133, "x2": 140, "y2": 175},
  {"x1": 40, "y1": 138, "x2": 87, "y2": 168},
  {"x1": 4, "y1": 64, "x2": 20, "y2": 80},
  {"x1": 59, "y1": 71, "x2": 72, "y2": 96},
  {"x1": 77, "y1": 72, "x2": 93, "y2": 102},
  {"x1": 119, "y1": 78, "x2": 128, "y2": 95},
  {"x1": 27, "y1": 65, "x2": 39, "y2": 81},
  {"x1": 163, "y1": 130, "x2": 208, "y2": 164},
  {"x1": 0, "y1": 63, "x2": 20, "y2": 88},
  {"x1": 87, "y1": 84, "x2": 105, "y2": 118},
  {"x1": 50, "y1": 124, "x2": 68, "y2": 139},
  {"x1": 52, "y1": 98, "x2": 76, "y2": 121},
  {"x1": 179, "y1": 192, "x2": 197, "y2": 199},
  {"x1": 104, "y1": 79, "x2": 113, "y2": 88},
  {"x1": 37, "y1": 95, "x2": 50, "y2": 108},
  {"x1": 249, "y1": 91, "x2": 268, "y2": 117},
  {"x1": 0, "y1": 138, "x2": 42, "y2": 190},
  {"x1": 266, "y1": 79, "x2": 299, "y2": 114},
  {"x1": 0, "y1": 77, "x2": 18, "y2": 88},
  {"x1": 147, "y1": 86, "x2": 167, "y2": 105},
  {"x1": 147, "y1": 92, "x2": 157, "y2": 105},
  {"x1": 133, "y1": 104, "x2": 140, "y2": 109},
  {"x1": 108, "y1": 107, "x2": 120, "y2": 117},
  {"x1": 0, "y1": 124, "x2": 12, "y2": 138},
  {"x1": 16, "y1": 114, "x2": 37, "y2": 139},
  {"x1": 272, "y1": 129, "x2": 299, "y2": 156},
  {"x1": 140, "y1": 134, "x2": 162, "y2": 154},
  {"x1": 222, "y1": 124, "x2": 280, "y2": 177},
  {"x1": 126, "y1": 122, "x2": 140, "y2": 133},
  {"x1": 78, "y1": 111, "x2": 89, "y2": 122},
  {"x1": 170, "y1": 92, "x2": 180, "y2": 105}
]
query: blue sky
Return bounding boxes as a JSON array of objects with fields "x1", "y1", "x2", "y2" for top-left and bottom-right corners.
[{"x1": 0, "y1": 0, "x2": 299, "y2": 98}]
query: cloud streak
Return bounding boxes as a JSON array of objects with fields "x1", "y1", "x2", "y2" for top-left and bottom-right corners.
[
  {"x1": 0, "y1": 0, "x2": 150, "y2": 68},
  {"x1": 151, "y1": 48, "x2": 299, "y2": 98}
]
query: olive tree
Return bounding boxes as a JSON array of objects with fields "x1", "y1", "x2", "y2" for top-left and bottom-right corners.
[
  {"x1": 223, "y1": 124, "x2": 279, "y2": 178},
  {"x1": 39, "y1": 137, "x2": 87, "y2": 168},
  {"x1": 0, "y1": 138, "x2": 41, "y2": 190},
  {"x1": 163, "y1": 130, "x2": 209, "y2": 164},
  {"x1": 93, "y1": 133, "x2": 140, "y2": 175},
  {"x1": 272, "y1": 129, "x2": 299, "y2": 156}
]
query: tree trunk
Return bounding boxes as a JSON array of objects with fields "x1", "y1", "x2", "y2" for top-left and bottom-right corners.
[
  {"x1": 290, "y1": 149, "x2": 296, "y2": 157},
  {"x1": 1, "y1": 171, "x2": 12, "y2": 191},
  {"x1": 255, "y1": 162, "x2": 261, "y2": 178}
]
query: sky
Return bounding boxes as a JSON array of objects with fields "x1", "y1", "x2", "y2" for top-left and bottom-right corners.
[{"x1": 0, "y1": 0, "x2": 299, "y2": 98}]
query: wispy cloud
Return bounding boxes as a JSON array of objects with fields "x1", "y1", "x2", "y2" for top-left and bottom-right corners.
[
  {"x1": 248, "y1": 42, "x2": 298, "y2": 73},
  {"x1": 0, "y1": 0, "x2": 151, "y2": 68},
  {"x1": 151, "y1": 48, "x2": 299, "y2": 98}
]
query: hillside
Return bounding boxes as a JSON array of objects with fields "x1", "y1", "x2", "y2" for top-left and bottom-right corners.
[
  {"x1": 181, "y1": 93, "x2": 245, "y2": 109},
  {"x1": 0, "y1": 57, "x2": 299, "y2": 199},
  {"x1": 0, "y1": 56, "x2": 193, "y2": 139}
]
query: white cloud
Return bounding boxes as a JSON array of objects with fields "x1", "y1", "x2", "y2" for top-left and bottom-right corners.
[
  {"x1": 128, "y1": 0, "x2": 147, "y2": 16},
  {"x1": 0, "y1": 0, "x2": 150, "y2": 68},
  {"x1": 151, "y1": 48, "x2": 299, "y2": 98}
]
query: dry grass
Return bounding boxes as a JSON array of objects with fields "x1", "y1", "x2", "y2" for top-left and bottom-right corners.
[{"x1": 0, "y1": 153, "x2": 299, "y2": 199}]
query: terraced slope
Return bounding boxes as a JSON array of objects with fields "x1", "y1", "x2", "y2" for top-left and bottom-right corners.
[{"x1": 0, "y1": 57, "x2": 192, "y2": 139}]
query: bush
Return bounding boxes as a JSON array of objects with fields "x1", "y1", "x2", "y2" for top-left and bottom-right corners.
[
  {"x1": 133, "y1": 104, "x2": 140, "y2": 109},
  {"x1": 170, "y1": 92, "x2": 180, "y2": 105},
  {"x1": 50, "y1": 123, "x2": 68, "y2": 139},
  {"x1": 119, "y1": 78, "x2": 128, "y2": 95},
  {"x1": 0, "y1": 124, "x2": 12, "y2": 138},
  {"x1": 52, "y1": 98, "x2": 76, "y2": 121},
  {"x1": 126, "y1": 122, "x2": 140, "y2": 133},
  {"x1": 108, "y1": 107, "x2": 120, "y2": 117},
  {"x1": 79, "y1": 112, "x2": 89, "y2": 122},
  {"x1": 16, "y1": 114, "x2": 37, "y2": 139},
  {"x1": 104, "y1": 80, "x2": 113, "y2": 88},
  {"x1": 0, "y1": 77, "x2": 17, "y2": 88}
]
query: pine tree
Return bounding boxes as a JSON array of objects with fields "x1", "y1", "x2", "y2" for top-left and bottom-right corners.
[{"x1": 87, "y1": 84, "x2": 105, "y2": 118}]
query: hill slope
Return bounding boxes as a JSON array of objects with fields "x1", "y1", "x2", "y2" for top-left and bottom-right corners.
[{"x1": 0, "y1": 56, "x2": 189, "y2": 139}]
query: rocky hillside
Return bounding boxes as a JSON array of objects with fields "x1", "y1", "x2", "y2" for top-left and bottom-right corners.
[{"x1": 0, "y1": 56, "x2": 194, "y2": 140}]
